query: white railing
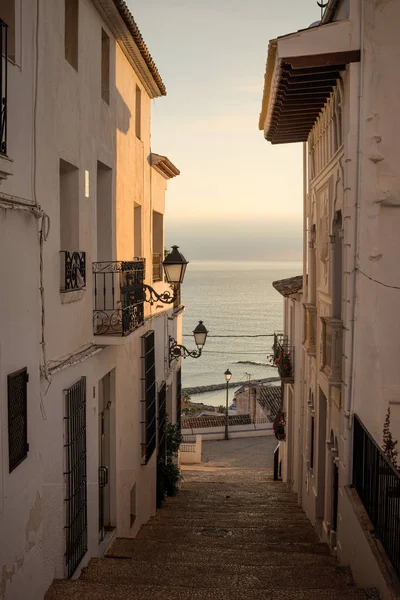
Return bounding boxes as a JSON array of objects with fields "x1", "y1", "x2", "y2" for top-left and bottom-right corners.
[{"x1": 180, "y1": 435, "x2": 202, "y2": 464}]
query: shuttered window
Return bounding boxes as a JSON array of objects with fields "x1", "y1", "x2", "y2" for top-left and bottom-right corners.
[
  {"x1": 142, "y1": 331, "x2": 156, "y2": 463},
  {"x1": 176, "y1": 368, "x2": 182, "y2": 428},
  {"x1": 8, "y1": 368, "x2": 29, "y2": 472}
]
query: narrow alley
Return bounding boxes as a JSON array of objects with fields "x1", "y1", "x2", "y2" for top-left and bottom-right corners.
[{"x1": 46, "y1": 437, "x2": 378, "y2": 599}]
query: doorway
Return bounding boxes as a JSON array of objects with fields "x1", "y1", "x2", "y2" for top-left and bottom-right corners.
[{"x1": 98, "y1": 372, "x2": 112, "y2": 542}]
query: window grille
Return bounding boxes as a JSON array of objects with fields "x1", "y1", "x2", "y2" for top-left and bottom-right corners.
[
  {"x1": 8, "y1": 368, "x2": 29, "y2": 473},
  {"x1": 64, "y1": 377, "x2": 87, "y2": 578},
  {"x1": 158, "y1": 383, "x2": 167, "y2": 462},
  {"x1": 0, "y1": 19, "x2": 8, "y2": 156},
  {"x1": 141, "y1": 331, "x2": 156, "y2": 463},
  {"x1": 176, "y1": 368, "x2": 182, "y2": 428}
]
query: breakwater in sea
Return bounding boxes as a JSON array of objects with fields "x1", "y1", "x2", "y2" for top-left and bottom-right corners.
[{"x1": 183, "y1": 376, "x2": 280, "y2": 396}]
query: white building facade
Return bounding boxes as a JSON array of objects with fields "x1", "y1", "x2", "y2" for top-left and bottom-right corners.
[
  {"x1": 260, "y1": 0, "x2": 400, "y2": 597},
  {"x1": 0, "y1": 1, "x2": 185, "y2": 598}
]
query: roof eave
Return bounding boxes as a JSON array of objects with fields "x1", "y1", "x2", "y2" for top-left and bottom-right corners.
[
  {"x1": 151, "y1": 153, "x2": 180, "y2": 179},
  {"x1": 93, "y1": 0, "x2": 166, "y2": 99},
  {"x1": 260, "y1": 17, "x2": 360, "y2": 144}
]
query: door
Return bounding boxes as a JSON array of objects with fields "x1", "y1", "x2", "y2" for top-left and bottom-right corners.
[{"x1": 98, "y1": 372, "x2": 111, "y2": 542}]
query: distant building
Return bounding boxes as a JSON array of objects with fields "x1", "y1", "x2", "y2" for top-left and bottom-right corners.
[
  {"x1": 235, "y1": 383, "x2": 281, "y2": 423},
  {"x1": 0, "y1": 2, "x2": 183, "y2": 598},
  {"x1": 260, "y1": 0, "x2": 400, "y2": 596}
]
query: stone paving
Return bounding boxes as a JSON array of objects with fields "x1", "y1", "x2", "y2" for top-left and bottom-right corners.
[{"x1": 45, "y1": 437, "x2": 379, "y2": 599}]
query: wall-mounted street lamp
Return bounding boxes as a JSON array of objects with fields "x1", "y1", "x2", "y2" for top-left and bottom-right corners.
[
  {"x1": 224, "y1": 369, "x2": 232, "y2": 441},
  {"x1": 143, "y1": 245, "x2": 188, "y2": 305},
  {"x1": 169, "y1": 321, "x2": 208, "y2": 364}
]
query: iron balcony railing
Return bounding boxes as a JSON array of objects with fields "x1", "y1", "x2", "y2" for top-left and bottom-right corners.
[
  {"x1": 93, "y1": 259, "x2": 145, "y2": 336},
  {"x1": 0, "y1": 19, "x2": 8, "y2": 156},
  {"x1": 60, "y1": 251, "x2": 86, "y2": 291},
  {"x1": 353, "y1": 415, "x2": 400, "y2": 579},
  {"x1": 152, "y1": 253, "x2": 163, "y2": 282},
  {"x1": 273, "y1": 332, "x2": 294, "y2": 382}
]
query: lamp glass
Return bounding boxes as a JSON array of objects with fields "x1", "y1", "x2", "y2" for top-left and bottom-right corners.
[
  {"x1": 224, "y1": 369, "x2": 232, "y2": 382},
  {"x1": 162, "y1": 246, "x2": 188, "y2": 285},
  {"x1": 193, "y1": 321, "x2": 208, "y2": 350}
]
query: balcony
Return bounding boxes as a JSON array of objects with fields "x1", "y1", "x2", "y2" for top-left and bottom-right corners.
[
  {"x1": 152, "y1": 253, "x2": 163, "y2": 282},
  {"x1": 320, "y1": 317, "x2": 343, "y2": 385},
  {"x1": 60, "y1": 251, "x2": 86, "y2": 292},
  {"x1": 273, "y1": 333, "x2": 294, "y2": 383},
  {"x1": 303, "y1": 303, "x2": 317, "y2": 357},
  {"x1": 93, "y1": 259, "x2": 145, "y2": 337},
  {"x1": 353, "y1": 415, "x2": 400, "y2": 580}
]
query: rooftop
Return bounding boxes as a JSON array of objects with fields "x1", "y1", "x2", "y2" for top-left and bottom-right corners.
[
  {"x1": 151, "y1": 153, "x2": 180, "y2": 179},
  {"x1": 259, "y1": 12, "x2": 360, "y2": 144},
  {"x1": 273, "y1": 274, "x2": 303, "y2": 297}
]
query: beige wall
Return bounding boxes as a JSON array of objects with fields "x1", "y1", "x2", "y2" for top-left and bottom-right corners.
[{"x1": 0, "y1": 1, "x2": 183, "y2": 598}]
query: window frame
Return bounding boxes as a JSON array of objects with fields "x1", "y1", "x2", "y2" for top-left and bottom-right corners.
[{"x1": 8, "y1": 367, "x2": 29, "y2": 473}]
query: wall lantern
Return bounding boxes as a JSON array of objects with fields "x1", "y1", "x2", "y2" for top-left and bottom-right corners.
[
  {"x1": 143, "y1": 245, "x2": 188, "y2": 304},
  {"x1": 169, "y1": 321, "x2": 208, "y2": 363}
]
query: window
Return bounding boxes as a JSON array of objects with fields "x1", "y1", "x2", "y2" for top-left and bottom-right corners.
[
  {"x1": 135, "y1": 85, "x2": 141, "y2": 139},
  {"x1": 152, "y1": 211, "x2": 163, "y2": 282},
  {"x1": 158, "y1": 383, "x2": 167, "y2": 461},
  {"x1": 310, "y1": 415, "x2": 315, "y2": 470},
  {"x1": 134, "y1": 203, "x2": 142, "y2": 258},
  {"x1": 101, "y1": 29, "x2": 110, "y2": 104},
  {"x1": 176, "y1": 368, "x2": 182, "y2": 428},
  {"x1": 60, "y1": 159, "x2": 79, "y2": 251},
  {"x1": 8, "y1": 367, "x2": 29, "y2": 473},
  {"x1": 141, "y1": 331, "x2": 156, "y2": 463},
  {"x1": 64, "y1": 377, "x2": 87, "y2": 577},
  {"x1": 65, "y1": 0, "x2": 78, "y2": 71},
  {"x1": 0, "y1": 1, "x2": 15, "y2": 62}
]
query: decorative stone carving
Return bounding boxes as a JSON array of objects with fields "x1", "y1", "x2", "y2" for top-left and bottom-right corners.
[{"x1": 321, "y1": 317, "x2": 343, "y2": 386}]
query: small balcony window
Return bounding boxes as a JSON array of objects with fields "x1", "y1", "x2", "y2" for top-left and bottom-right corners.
[{"x1": 93, "y1": 259, "x2": 145, "y2": 336}]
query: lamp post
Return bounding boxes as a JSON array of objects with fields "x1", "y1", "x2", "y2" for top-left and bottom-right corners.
[{"x1": 224, "y1": 369, "x2": 232, "y2": 441}]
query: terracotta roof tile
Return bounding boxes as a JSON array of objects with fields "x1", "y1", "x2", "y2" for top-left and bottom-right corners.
[
  {"x1": 113, "y1": 0, "x2": 166, "y2": 96},
  {"x1": 182, "y1": 414, "x2": 252, "y2": 430},
  {"x1": 272, "y1": 275, "x2": 303, "y2": 297},
  {"x1": 258, "y1": 386, "x2": 282, "y2": 423}
]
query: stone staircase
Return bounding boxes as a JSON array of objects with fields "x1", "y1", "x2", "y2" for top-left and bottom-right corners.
[{"x1": 45, "y1": 466, "x2": 379, "y2": 599}]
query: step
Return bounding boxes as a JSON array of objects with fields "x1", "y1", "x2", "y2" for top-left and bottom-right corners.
[
  {"x1": 46, "y1": 579, "x2": 379, "y2": 600},
  {"x1": 45, "y1": 580, "x2": 379, "y2": 600},
  {"x1": 81, "y1": 558, "x2": 354, "y2": 590},
  {"x1": 148, "y1": 513, "x2": 310, "y2": 527},
  {"x1": 135, "y1": 523, "x2": 320, "y2": 544},
  {"x1": 158, "y1": 503, "x2": 305, "y2": 514},
  {"x1": 106, "y1": 538, "x2": 336, "y2": 566}
]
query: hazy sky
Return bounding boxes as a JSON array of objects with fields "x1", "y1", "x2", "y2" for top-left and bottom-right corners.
[{"x1": 127, "y1": 0, "x2": 320, "y2": 259}]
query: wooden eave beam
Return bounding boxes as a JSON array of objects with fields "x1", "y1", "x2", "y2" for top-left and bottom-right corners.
[{"x1": 284, "y1": 50, "x2": 360, "y2": 70}]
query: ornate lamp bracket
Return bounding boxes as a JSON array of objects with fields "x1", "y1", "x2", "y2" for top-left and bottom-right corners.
[{"x1": 169, "y1": 336, "x2": 202, "y2": 364}]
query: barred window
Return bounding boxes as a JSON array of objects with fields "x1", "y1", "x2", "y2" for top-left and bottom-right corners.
[
  {"x1": 176, "y1": 368, "x2": 182, "y2": 428},
  {"x1": 141, "y1": 331, "x2": 156, "y2": 463},
  {"x1": 158, "y1": 383, "x2": 167, "y2": 461},
  {"x1": 8, "y1": 367, "x2": 29, "y2": 472}
]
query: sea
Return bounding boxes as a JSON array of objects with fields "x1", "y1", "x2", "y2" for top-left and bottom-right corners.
[{"x1": 180, "y1": 260, "x2": 302, "y2": 408}]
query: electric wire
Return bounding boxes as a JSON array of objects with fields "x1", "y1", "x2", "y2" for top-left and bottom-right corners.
[{"x1": 356, "y1": 268, "x2": 400, "y2": 290}]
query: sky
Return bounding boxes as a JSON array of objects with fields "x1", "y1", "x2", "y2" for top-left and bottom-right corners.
[{"x1": 127, "y1": 0, "x2": 321, "y2": 260}]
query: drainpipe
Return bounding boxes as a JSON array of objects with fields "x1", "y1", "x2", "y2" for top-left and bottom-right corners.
[
  {"x1": 303, "y1": 142, "x2": 307, "y2": 294},
  {"x1": 346, "y1": 0, "x2": 364, "y2": 431},
  {"x1": 299, "y1": 142, "x2": 308, "y2": 504}
]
